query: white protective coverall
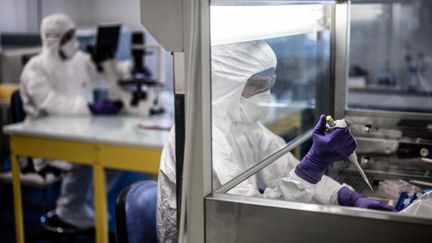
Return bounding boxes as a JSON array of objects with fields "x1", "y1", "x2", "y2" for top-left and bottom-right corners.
[
  {"x1": 20, "y1": 13, "x2": 116, "y2": 228},
  {"x1": 157, "y1": 41, "x2": 343, "y2": 242},
  {"x1": 21, "y1": 14, "x2": 92, "y2": 117}
]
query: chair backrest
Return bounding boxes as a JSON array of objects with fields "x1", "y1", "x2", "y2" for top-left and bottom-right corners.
[
  {"x1": 10, "y1": 90, "x2": 26, "y2": 123},
  {"x1": 116, "y1": 180, "x2": 158, "y2": 243}
]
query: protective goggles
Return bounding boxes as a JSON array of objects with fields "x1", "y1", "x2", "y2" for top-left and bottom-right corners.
[
  {"x1": 242, "y1": 68, "x2": 276, "y2": 98},
  {"x1": 60, "y1": 29, "x2": 76, "y2": 46}
]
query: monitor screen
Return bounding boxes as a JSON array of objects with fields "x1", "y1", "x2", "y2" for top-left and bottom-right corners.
[{"x1": 95, "y1": 24, "x2": 121, "y2": 60}]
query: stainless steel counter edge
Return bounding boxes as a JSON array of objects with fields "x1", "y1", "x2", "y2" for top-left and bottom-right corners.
[{"x1": 207, "y1": 192, "x2": 432, "y2": 225}]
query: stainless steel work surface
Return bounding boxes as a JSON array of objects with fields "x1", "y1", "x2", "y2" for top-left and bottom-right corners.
[
  {"x1": 3, "y1": 116, "x2": 169, "y2": 148},
  {"x1": 206, "y1": 193, "x2": 432, "y2": 243}
]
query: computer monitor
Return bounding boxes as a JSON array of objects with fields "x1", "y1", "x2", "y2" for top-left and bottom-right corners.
[{"x1": 94, "y1": 23, "x2": 121, "y2": 62}]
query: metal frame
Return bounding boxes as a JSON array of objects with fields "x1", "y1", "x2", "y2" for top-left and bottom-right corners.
[
  {"x1": 201, "y1": 0, "x2": 432, "y2": 241},
  {"x1": 206, "y1": 193, "x2": 432, "y2": 243},
  {"x1": 199, "y1": 0, "x2": 432, "y2": 241},
  {"x1": 211, "y1": 0, "x2": 337, "y2": 6},
  {"x1": 179, "y1": 0, "x2": 212, "y2": 242},
  {"x1": 332, "y1": 0, "x2": 350, "y2": 118},
  {"x1": 351, "y1": 0, "x2": 418, "y2": 3},
  {"x1": 173, "y1": 52, "x2": 186, "y2": 228},
  {"x1": 192, "y1": 1, "x2": 426, "y2": 242},
  {"x1": 209, "y1": 192, "x2": 432, "y2": 225},
  {"x1": 202, "y1": 0, "x2": 432, "y2": 240},
  {"x1": 310, "y1": 3, "x2": 338, "y2": 119},
  {"x1": 347, "y1": 109, "x2": 432, "y2": 121}
]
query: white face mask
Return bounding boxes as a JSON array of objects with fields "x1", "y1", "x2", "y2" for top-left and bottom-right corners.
[
  {"x1": 60, "y1": 38, "x2": 79, "y2": 59},
  {"x1": 238, "y1": 91, "x2": 271, "y2": 123}
]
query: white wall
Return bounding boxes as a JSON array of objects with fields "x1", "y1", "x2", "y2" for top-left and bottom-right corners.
[
  {"x1": 1, "y1": 0, "x2": 162, "y2": 47},
  {"x1": 0, "y1": 0, "x2": 92, "y2": 32},
  {"x1": 0, "y1": 0, "x2": 34, "y2": 32},
  {"x1": 40, "y1": 0, "x2": 92, "y2": 28},
  {"x1": 88, "y1": 0, "x2": 144, "y2": 31},
  {"x1": 0, "y1": 0, "x2": 141, "y2": 32}
]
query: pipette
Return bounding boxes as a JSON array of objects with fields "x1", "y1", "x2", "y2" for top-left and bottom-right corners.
[{"x1": 326, "y1": 116, "x2": 374, "y2": 191}]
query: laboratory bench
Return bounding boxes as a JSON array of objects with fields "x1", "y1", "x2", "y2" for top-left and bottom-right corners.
[{"x1": 3, "y1": 115, "x2": 169, "y2": 243}]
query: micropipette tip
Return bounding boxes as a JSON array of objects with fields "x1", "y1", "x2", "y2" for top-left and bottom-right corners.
[
  {"x1": 349, "y1": 153, "x2": 374, "y2": 191},
  {"x1": 326, "y1": 116, "x2": 373, "y2": 191}
]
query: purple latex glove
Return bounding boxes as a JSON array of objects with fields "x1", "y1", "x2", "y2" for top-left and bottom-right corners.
[
  {"x1": 88, "y1": 99, "x2": 123, "y2": 115},
  {"x1": 338, "y1": 187, "x2": 396, "y2": 211},
  {"x1": 294, "y1": 115, "x2": 357, "y2": 184},
  {"x1": 133, "y1": 66, "x2": 153, "y2": 79}
]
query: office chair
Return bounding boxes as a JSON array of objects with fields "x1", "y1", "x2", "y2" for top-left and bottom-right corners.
[
  {"x1": 116, "y1": 180, "x2": 158, "y2": 243},
  {"x1": 7, "y1": 90, "x2": 61, "y2": 210},
  {"x1": 10, "y1": 90, "x2": 26, "y2": 123}
]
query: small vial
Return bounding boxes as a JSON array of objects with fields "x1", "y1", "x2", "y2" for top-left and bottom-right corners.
[{"x1": 326, "y1": 115, "x2": 336, "y2": 127}]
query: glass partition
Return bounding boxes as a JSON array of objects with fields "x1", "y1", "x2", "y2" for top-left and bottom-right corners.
[
  {"x1": 348, "y1": 0, "x2": 432, "y2": 113},
  {"x1": 342, "y1": 0, "x2": 432, "y2": 216},
  {"x1": 210, "y1": 2, "x2": 334, "y2": 192},
  {"x1": 205, "y1": 0, "x2": 432, "y2": 224}
]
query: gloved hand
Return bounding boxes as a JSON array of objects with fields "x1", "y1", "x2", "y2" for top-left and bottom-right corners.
[
  {"x1": 338, "y1": 187, "x2": 396, "y2": 211},
  {"x1": 88, "y1": 99, "x2": 123, "y2": 115},
  {"x1": 294, "y1": 115, "x2": 357, "y2": 184}
]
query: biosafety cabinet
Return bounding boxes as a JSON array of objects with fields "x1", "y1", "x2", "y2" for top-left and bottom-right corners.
[{"x1": 140, "y1": 0, "x2": 432, "y2": 242}]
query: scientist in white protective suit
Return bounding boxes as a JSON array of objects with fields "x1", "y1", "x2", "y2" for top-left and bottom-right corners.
[
  {"x1": 157, "y1": 41, "x2": 395, "y2": 242},
  {"x1": 20, "y1": 13, "x2": 122, "y2": 229}
]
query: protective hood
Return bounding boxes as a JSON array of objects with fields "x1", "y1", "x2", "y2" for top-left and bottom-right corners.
[
  {"x1": 211, "y1": 40, "x2": 277, "y2": 124},
  {"x1": 40, "y1": 13, "x2": 76, "y2": 56}
]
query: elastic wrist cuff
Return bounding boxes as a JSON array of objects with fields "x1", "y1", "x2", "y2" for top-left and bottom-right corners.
[{"x1": 294, "y1": 164, "x2": 322, "y2": 184}]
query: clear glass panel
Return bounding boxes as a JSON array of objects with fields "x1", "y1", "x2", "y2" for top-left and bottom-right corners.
[
  {"x1": 210, "y1": 3, "x2": 333, "y2": 191},
  {"x1": 341, "y1": 1, "x2": 432, "y2": 217},
  {"x1": 348, "y1": 0, "x2": 432, "y2": 113}
]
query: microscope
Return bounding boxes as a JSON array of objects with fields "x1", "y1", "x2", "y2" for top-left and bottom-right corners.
[{"x1": 118, "y1": 31, "x2": 165, "y2": 116}]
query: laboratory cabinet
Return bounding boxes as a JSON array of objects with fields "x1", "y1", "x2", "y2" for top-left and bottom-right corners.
[{"x1": 140, "y1": 0, "x2": 432, "y2": 242}]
